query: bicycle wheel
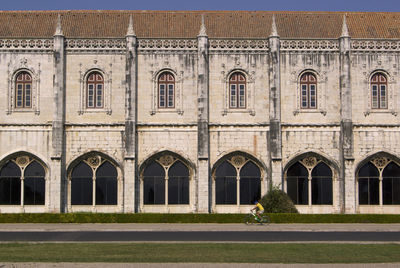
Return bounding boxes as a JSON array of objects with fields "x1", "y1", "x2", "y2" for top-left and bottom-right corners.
[
  {"x1": 260, "y1": 215, "x2": 271, "y2": 225},
  {"x1": 244, "y1": 214, "x2": 254, "y2": 225}
]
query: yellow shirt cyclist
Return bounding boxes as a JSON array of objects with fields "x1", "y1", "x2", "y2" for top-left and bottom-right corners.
[{"x1": 252, "y1": 201, "x2": 264, "y2": 219}]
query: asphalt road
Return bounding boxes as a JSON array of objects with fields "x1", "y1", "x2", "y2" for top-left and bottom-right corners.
[{"x1": 0, "y1": 230, "x2": 399, "y2": 242}]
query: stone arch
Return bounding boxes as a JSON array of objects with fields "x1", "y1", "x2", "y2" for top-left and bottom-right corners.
[
  {"x1": 355, "y1": 151, "x2": 400, "y2": 176},
  {"x1": 284, "y1": 151, "x2": 339, "y2": 176},
  {"x1": 212, "y1": 151, "x2": 266, "y2": 178}
]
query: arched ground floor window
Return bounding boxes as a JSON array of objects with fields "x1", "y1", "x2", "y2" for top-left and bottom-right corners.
[
  {"x1": 358, "y1": 157, "x2": 400, "y2": 206},
  {"x1": 286, "y1": 156, "x2": 333, "y2": 206},
  {"x1": 68, "y1": 154, "x2": 119, "y2": 209},
  {"x1": 213, "y1": 154, "x2": 262, "y2": 209},
  {"x1": 0, "y1": 155, "x2": 45, "y2": 206},
  {"x1": 141, "y1": 154, "x2": 191, "y2": 210}
]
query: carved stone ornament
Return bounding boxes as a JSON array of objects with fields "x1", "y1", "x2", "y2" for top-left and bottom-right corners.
[
  {"x1": 15, "y1": 156, "x2": 30, "y2": 167},
  {"x1": 301, "y1": 156, "x2": 317, "y2": 169},
  {"x1": 86, "y1": 155, "x2": 101, "y2": 168},
  {"x1": 371, "y1": 157, "x2": 389, "y2": 170},
  {"x1": 159, "y1": 155, "x2": 175, "y2": 167},
  {"x1": 230, "y1": 155, "x2": 246, "y2": 168}
]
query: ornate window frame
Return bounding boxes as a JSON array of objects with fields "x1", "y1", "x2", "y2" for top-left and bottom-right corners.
[
  {"x1": 211, "y1": 153, "x2": 265, "y2": 210},
  {"x1": 139, "y1": 154, "x2": 193, "y2": 210},
  {"x1": 222, "y1": 69, "x2": 255, "y2": 116},
  {"x1": 364, "y1": 70, "x2": 397, "y2": 116},
  {"x1": 0, "y1": 154, "x2": 48, "y2": 207},
  {"x1": 356, "y1": 155, "x2": 400, "y2": 206},
  {"x1": 7, "y1": 64, "x2": 40, "y2": 115},
  {"x1": 78, "y1": 65, "x2": 112, "y2": 115},
  {"x1": 67, "y1": 154, "x2": 122, "y2": 211},
  {"x1": 292, "y1": 69, "x2": 327, "y2": 116},
  {"x1": 150, "y1": 69, "x2": 183, "y2": 115},
  {"x1": 284, "y1": 155, "x2": 336, "y2": 206}
]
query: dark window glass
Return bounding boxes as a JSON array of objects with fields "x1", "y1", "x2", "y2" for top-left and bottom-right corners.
[
  {"x1": 0, "y1": 161, "x2": 21, "y2": 205},
  {"x1": 15, "y1": 72, "x2": 32, "y2": 108},
  {"x1": 24, "y1": 161, "x2": 45, "y2": 205},
  {"x1": 358, "y1": 162, "x2": 379, "y2": 205},
  {"x1": 287, "y1": 162, "x2": 308, "y2": 205},
  {"x1": 311, "y1": 162, "x2": 332, "y2": 205},
  {"x1": 300, "y1": 73, "x2": 317, "y2": 109},
  {"x1": 168, "y1": 161, "x2": 189, "y2": 204},
  {"x1": 96, "y1": 162, "x2": 117, "y2": 205},
  {"x1": 239, "y1": 161, "x2": 261, "y2": 204},
  {"x1": 71, "y1": 162, "x2": 93, "y2": 205},
  {"x1": 143, "y1": 161, "x2": 165, "y2": 204},
  {"x1": 371, "y1": 73, "x2": 388, "y2": 109},
  {"x1": 86, "y1": 72, "x2": 104, "y2": 108},
  {"x1": 229, "y1": 73, "x2": 246, "y2": 108},
  {"x1": 215, "y1": 161, "x2": 237, "y2": 204},
  {"x1": 382, "y1": 162, "x2": 400, "y2": 205},
  {"x1": 158, "y1": 72, "x2": 175, "y2": 108}
]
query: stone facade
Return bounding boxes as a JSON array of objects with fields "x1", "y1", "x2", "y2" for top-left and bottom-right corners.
[{"x1": 0, "y1": 11, "x2": 399, "y2": 214}]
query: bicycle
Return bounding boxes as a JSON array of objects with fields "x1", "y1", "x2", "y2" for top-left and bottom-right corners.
[{"x1": 244, "y1": 211, "x2": 270, "y2": 225}]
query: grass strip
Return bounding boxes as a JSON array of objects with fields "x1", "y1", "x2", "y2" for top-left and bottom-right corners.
[
  {"x1": 0, "y1": 243, "x2": 399, "y2": 263},
  {"x1": 1, "y1": 213, "x2": 400, "y2": 223}
]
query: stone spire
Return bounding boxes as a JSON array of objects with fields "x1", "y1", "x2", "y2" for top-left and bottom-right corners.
[
  {"x1": 270, "y1": 15, "x2": 278, "y2": 37},
  {"x1": 341, "y1": 14, "x2": 349, "y2": 37},
  {"x1": 126, "y1": 15, "x2": 136, "y2": 37},
  {"x1": 54, "y1": 14, "x2": 63, "y2": 36},
  {"x1": 198, "y1": 14, "x2": 207, "y2": 37}
]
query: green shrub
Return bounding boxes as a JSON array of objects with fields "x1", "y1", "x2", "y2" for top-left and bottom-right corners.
[{"x1": 260, "y1": 187, "x2": 299, "y2": 213}]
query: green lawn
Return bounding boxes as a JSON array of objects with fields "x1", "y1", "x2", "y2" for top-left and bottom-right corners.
[{"x1": 0, "y1": 243, "x2": 399, "y2": 263}]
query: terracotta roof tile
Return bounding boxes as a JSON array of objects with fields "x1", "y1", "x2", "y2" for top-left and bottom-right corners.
[{"x1": 0, "y1": 10, "x2": 399, "y2": 39}]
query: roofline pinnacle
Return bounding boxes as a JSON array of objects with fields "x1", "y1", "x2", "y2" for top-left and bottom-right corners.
[
  {"x1": 54, "y1": 14, "x2": 63, "y2": 36},
  {"x1": 341, "y1": 14, "x2": 350, "y2": 37},
  {"x1": 126, "y1": 14, "x2": 136, "y2": 37},
  {"x1": 270, "y1": 15, "x2": 279, "y2": 37},
  {"x1": 198, "y1": 14, "x2": 207, "y2": 37}
]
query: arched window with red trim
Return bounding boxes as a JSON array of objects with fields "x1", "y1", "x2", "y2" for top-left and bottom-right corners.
[
  {"x1": 87, "y1": 72, "x2": 104, "y2": 108},
  {"x1": 15, "y1": 72, "x2": 32, "y2": 108},
  {"x1": 229, "y1": 72, "x2": 246, "y2": 109},
  {"x1": 371, "y1": 73, "x2": 387, "y2": 109},
  {"x1": 158, "y1": 72, "x2": 175, "y2": 108},
  {"x1": 300, "y1": 72, "x2": 317, "y2": 109}
]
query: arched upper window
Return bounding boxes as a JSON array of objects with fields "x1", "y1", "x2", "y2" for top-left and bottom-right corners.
[
  {"x1": 15, "y1": 72, "x2": 32, "y2": 108},
  {"x1": 86, "y1": 72, "x2": 104, "y2": 108},
  {"x1": 0, "y1": 156, "x2": 45, "y2": 206},
  {"x1": 158, "y1": 72, "x2": 175, "y2": 108},
  {"x1": 358, "y1": 157, "x2": 400, "y2": 205},
  {"x1": 371, "y1": 73, "x2": 387, "y2": 109},
  {"x1": 229, "y1": 73, "x2": 246, "y2": 108},
  {"x1": 142, "y1": 155, "x2": 190, "y2": 205},
  {"x1": 214, "y1": 155, "x2": 261, "y2": 205},
  {"x1": 70, "y1": 155, "x2": 118, "y2": 206},
  {"x1": 300, "y1": 72, "x2": 317, "y2": 109},
  {"x1": 286, "y1": 156, "x2": 333, "y2": 205}
]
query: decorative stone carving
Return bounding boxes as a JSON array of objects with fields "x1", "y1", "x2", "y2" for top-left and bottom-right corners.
[
  {"x1": 352, "y1": 40, "x2": 400, "y2": 51},
  {"x1": 281, "y1": 40, "x2": 339, "y2": 51},
  {"x1": 230, "y1": 155, "x2": 246, "y2": 168},
  {"x1": 0, "y1": 39, "x2": 53, "y2": 51},
  {"x1": 301, "y1": 156, "x2": 318, "y2": 169},
  {"x1": 66, "y1": 39, "x2": 126, "y2": 52},
  {"x1": 371, "y1": 157, "x2": 389, "y2": 170},
  {"x1": 139, "y1": 39, "x2": 197, "y2": 50},
  {"x1": 159, "y1": 155, "x2": 175, "y2": 167},
  {"x1": 209, "y1": 39, "x2": 269, "y2": 52},
  {"x1": 86, "y1": 155, "x2": 101, "y2": 168},
  {"x1": 15, "y1": 156, "x2": 30, "y2": 168}
]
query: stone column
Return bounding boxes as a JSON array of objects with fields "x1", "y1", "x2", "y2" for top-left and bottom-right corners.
[
  {"x1": 339, "y1": 15, "x2": 354, "y2": 213},
  {"x1": 124, "y1": 15, "x2": 138, "y2": 213},
  {"x1": 50, "y1": 14, "x2": 66, "y2": 212},
  {"x1": 197, "y1": 15, "x2": 210, "y2": 213},
  {"x1": 268, "y1": 16, "x2": 282, "y2": 190}
]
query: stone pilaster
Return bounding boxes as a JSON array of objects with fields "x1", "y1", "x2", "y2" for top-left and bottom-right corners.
[
  {"x1": 124, "y1": 15, "x2": 138, "y2": 213},
  {"x1": 268, "y1": 15, "x2": 282, "y2": 188},
  {"x1": 197, "y1": 15, "x2": 210, "y2": 212},
  {"x1": 339, "y1": 15, "x2": 353, "y2": 213},
  {"x1": 50, "y1": 14, "x2": 66, "y2": 212}
]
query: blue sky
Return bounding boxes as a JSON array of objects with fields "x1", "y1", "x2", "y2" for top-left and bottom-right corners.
[{"x1": 1, "y1": 0, "x2": 400, "y2": 12}]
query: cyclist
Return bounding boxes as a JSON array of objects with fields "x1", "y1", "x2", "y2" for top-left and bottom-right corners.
[{"x1": 251, "y1": 200, "x2": 264, "y2": 222}]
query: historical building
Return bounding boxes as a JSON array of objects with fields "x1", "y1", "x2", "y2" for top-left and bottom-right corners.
[{"x1": 0, "y1": 10, "x2": 399, "y2": 214}]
